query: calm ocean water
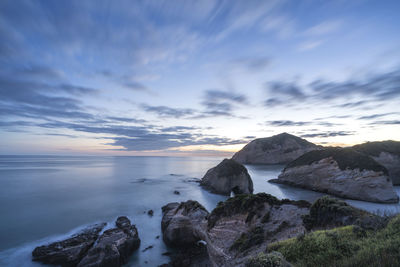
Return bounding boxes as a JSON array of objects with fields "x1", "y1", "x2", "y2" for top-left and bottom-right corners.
[{"x1": 0, "y1": 155, "x2": 399, "y2": 266}]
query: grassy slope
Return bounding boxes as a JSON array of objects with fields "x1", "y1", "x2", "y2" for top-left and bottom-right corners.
[{"x1": 268, "y1": 214, "x2": 400, "y2": 267}]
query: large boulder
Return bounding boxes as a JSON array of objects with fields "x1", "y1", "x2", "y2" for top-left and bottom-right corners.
[
  {"x1": 32, "y1": 223, "x2": 106, "y2": 267},
  {"x1": 201, "y1": 158, "x2": 253, "y2": 195},
  {"x1": 77, "y1": 216, "x2": 140, "y2": 267},
  {"x1": 161, "y1": 200, "x2": 209, "y2": 247},
  {"x1": 232, "y1": 133, "x2": 319, "y2": 164},
  {"x1": 205, "y1": 193, "x2": 310, "y2": 267},
  {"x1": 353, "y1": 141, "x2": 400, "y2": 185},
  {"x1": 270, "y1": 147, "x2": 399, "y2": 203}
]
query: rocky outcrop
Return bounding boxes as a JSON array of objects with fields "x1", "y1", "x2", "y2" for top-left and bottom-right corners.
[
  {"x1": 32, "y1": 217, "x2": 140, "y2": 267},
  {"x1": 353, "y1": 141, "x2": 400, "y2": 185},
  {"x1": 303, "y1": 196, "x2": 387, "y2": 231},
  {"x1": 232, "y1": 133, "x2": 319, "y2": 165},
  {"x1": 201, "y1": 158, "x2": 253, "y2": 195},
  {"x1": 78, "y1": 216, "x2": 140, "y2": 267},
  {"x1": 161, "y1": 194, "x2": 309, "y2": 267},
  {"x1": 161, "y1": 200, "x2": 209, "y2": 247},
  {"x1": 270, "y1": 148, "x2": 399, "y2": 203},
  {"x1": 206, "y1": 193, "x2": 310, "y2": 267},
  {"x1": 32, "y1": 223, "x2": 106, "y2": 267}
]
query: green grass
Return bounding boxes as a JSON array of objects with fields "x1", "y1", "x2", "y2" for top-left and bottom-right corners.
[
  {"x1": 285, "y1": 147, "x2": 388, "y2": 175},
  {"x1": 268, "y1": 214, "x2": 400, "y2": 267}
]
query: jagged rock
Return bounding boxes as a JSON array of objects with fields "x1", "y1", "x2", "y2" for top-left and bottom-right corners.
[
  {"x1": 353, "y1": 141, "x2": 400, "y2": 185},
  {"x1": 205, "y1": 193, "x2": 310, "y2": 267},
  {"x1": 232, "y1": 133, "x2": 319, "y2": 164},
  {"x1": 270, "y1": 148, "x2": 399, "y2": 203},
  {"x1": 161, "y1": 200, "x2": 209, "y2": 247},
  {"x1": 32, "y1": 223, "x2": 106, "y2": 267},
  {"x1": 303, "y1": 196, "x2": 387, "y2": 231},
  {"x1": 77, "y1": 216, "x2": 140, "y2": 267},
  {"x1": 200, "y1": 158, "x2": 253, "y2": 195}
]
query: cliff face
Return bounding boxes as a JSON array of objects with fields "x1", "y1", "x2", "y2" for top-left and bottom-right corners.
[
  {"x1": 353, "y1": 141, "x2": 400, "y2": 185},
  {"x1": 201, "y1": 159, "x2": 253, "y2": 195},
  {"x1": 232, "y1": 133, "x2": 319, "y2": 165},
  {"x1": 271, "y1": 148, "x2": 399, "y2": 203}
]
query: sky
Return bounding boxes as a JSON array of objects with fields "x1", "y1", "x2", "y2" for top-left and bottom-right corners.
[{"x1": 1, "y1": 0, "x2": 400, "y2": 156}]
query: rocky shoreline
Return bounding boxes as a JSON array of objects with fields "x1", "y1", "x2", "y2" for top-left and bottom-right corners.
[{"x1": 30, "y1": 133, "x2": 400, "y2": 266}]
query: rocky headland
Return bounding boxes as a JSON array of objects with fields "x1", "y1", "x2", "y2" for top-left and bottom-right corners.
[
  {"x1": 353, "y1": 141, "x2": 400, "y2": 185},
  {"x1": 269, "y1": 147, "x2": 398, "y2": 203},
  {"x1": 200, "y1": 158, "x2": 253, "y2": 195},
  {"x1": 232, "y1": 133, "x2": 319, "y2": 164},
  {"x1": 32, "y1": 216, "x2": 140, "y2": 267}
]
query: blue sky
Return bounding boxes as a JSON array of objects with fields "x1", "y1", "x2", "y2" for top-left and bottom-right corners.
[{"x1": 1, "y1": 0, "x2": 400, "y2": 155}]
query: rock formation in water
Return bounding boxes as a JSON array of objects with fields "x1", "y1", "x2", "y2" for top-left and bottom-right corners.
[
  {"x1": 32, "y1": 217, "x2": 140, "y2": 267},
  {"x1": 270, "y1": 147, "x2": 399, "y2": 203},
  {"x1": 232, "y1": 133, "x2": 319, "y2": 165},
  {"x1": 32, "y1": 223, "x2": 106, "y2": 267},
  {"x1": 353, "y1": 141, "x2": 400, "y2": 185},
  {"x1": 200, "y1": 158, "x2": 253, "y2": 195}
]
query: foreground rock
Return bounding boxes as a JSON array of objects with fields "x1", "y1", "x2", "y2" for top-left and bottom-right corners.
[
  {"x1": 32, "y1": 223, "x2": 106, "y2": 267},
  {"x1": 32, "y1": 217, "x2": 140, "y2": 267},
  {"x1": 78, "y1": 216, "x2": 140, "y2": 267},
  {"x1": 303, "y1": 196, "x2": 387, "y2": 231},
  {"x1": 232, "y1": 133, "x2": 319, "y2": 164},
  {"x1": 353, "y1": 141, "x2": 400, "y2": 185},
  {"x1": 270, "y1": 147, "x2": 399, "y2": 203},
  {"x1": 161, "y1": 201, "x2": 209, "y2": 247},
  {"x1": 206, "y1": 193, "x2": 309, "y2": 267},
  {"x1": 201, "y1": 158, "x2": 253, "y2": 195},
  {"x1": 161, "y1": 194, "x2": 308, "y2": 267}
]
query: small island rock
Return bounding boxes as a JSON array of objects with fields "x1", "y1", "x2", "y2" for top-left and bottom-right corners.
[{"x1": 201, "y1": 158, "x2": 253, "y2": 195}]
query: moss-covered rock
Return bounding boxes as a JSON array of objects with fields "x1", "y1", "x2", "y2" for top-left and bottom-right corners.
[
  {"x1": 303, "y1": 196, "x2": 387, "y2": 231},
  {"x1": 208, "y1": 193, "x2": 310, "y2": 229}
]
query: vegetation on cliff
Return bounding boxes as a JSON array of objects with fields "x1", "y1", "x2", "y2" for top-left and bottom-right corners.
[
  {"x1": 285, "y1": 147, "x2": 388, "y2": 175},
  {"x1": 353, "y1": 140, "x2": 400, "y2": 157},
  {"x1": 268, "y1": 213, "x2": 400, "y2": 267}
]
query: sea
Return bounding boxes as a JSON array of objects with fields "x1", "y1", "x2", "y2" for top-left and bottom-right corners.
[{"x1": 0, "y1": 155, "x2": 400, "y2": 266}]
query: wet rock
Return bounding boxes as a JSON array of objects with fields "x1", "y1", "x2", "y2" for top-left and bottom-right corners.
[
  {"x1": 32, "y1": 223, "x2": 106, "y2": 267},
  {"x1": 77, "y1": 216, "x2": 140, "y2": 267},
  {"x1": 148, "y1": 210, "x2": 154, "y2": 216},
  {"x1": 232, "y1": 133, "x2": 318, "y2": 164},
  {"x1": 142, "y1": 245, "x2": 153, "y2": 252},
  {"x1": 173, "y1": 190, "x2": 180, "y2": 195},
  {"x1": 201, "y1": 158, "x2": 253, "y2": 196},
  {"x1": 271, "y1": 148, "x2": 399, "y2": 203},
  {"x1": 161, "y1": 200, "x2": 209, "y2": 247}
]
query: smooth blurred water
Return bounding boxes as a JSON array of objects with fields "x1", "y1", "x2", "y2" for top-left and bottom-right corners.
[{"x1": 0, "y1": 156, "x2": 399, "y2": 266}]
